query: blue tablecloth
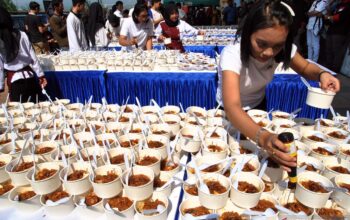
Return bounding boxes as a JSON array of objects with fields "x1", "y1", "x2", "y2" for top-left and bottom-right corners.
[
  {"x1": 44, "y1": 70, "x2": 328, "y2": 119},
  {"x1": 106, "y1": 72, "x2": 217, "y2": 109},
  {"x1": 44, "y1": 70, "x2": 106, "y2": 103}
]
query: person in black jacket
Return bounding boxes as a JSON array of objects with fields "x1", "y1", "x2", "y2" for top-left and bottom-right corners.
[{"x1": 324, "y1": 0, "x2": 350, "y2": 72}]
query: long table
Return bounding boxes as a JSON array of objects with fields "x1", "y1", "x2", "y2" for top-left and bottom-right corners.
[{"x1": 44, "y1": 70, "x2": 328, "y2": 119}]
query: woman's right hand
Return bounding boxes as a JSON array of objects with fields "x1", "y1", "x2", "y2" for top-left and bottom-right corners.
[{"x1": 260, "y1": 132, "x2": 297, "y2": 172}]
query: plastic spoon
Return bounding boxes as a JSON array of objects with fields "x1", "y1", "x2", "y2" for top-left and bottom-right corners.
[
  {"x1": 300, "y1": 77, "x2": 312, "y2": 89},
  {"x1": 193, "y1": 162, "x2": 210, "y2": 194}
]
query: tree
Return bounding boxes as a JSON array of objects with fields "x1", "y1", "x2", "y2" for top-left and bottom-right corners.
[{"x1": 0, "y1": 0, "x2": 17, "y2": 12}]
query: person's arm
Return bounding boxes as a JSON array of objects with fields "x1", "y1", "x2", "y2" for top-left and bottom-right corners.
[
  {"x1": 0, "y1": 57, "x2": 4, "y2": 92},
  {"x1": 154, "y1": 24, "x2": 165, "y2": 41},
  {"x1": 182, "y1": 21, "x2": 199, "y2": 35},
  {"x1": 119, "y1": 35, "x2": 137, "y2": 47},
  {"x1": 49, "y1": 16, "x2": 67, "y2": 37},
  {"x1": 290, "y1": 52, "x2": 340, "y2": 92},
  {"x1": 145, "y1": 20, "x2": 154, "y2": 50},
  {"x1": 222, "y1": 70, "x2": 296, "y2": 170},
  {"x1": 145, "y1": 36, "x2": 153, "y2": 50}
]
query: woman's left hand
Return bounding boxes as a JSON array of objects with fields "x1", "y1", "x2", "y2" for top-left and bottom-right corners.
[
  {"x1": 319, "y1": 72, "x2": 340, "y2": 93},
  {"x1": 39, "y1": 77, "x2": 48, "y2": 88}
]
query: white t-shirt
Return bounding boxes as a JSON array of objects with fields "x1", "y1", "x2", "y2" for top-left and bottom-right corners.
[
  {"x1": 216, "y1": 41, "x2": 297, "y2": 108},
  {"x1": 114, "y1": 10, "x2": 123, "y2": 18},
  {"x1": 155, "y1": 20, "x2": 198, "y2": 39},
  {"x1": 94, "y1": 27, "x2": 109, "y2": 47},
  {"x1": 150, "y1": 8, "x2": 163, "y2": 22},
  {"x1": 67, "y1": 12, "x2": 88, "y2": 52},
  {"x1": 119, "y1": 17, "x2": 154, "y2": 50},
  {"x1": 306, "y1": 0, "x2": 327, "y2": 35}
]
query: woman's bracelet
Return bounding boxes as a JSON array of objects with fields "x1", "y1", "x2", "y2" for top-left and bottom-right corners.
[
  {"x1": 255, "y1": 127, "x2": 267, "y2": 147},
  {"x1": 318, "y1": 70, "x2": 328, "y2": 81}
]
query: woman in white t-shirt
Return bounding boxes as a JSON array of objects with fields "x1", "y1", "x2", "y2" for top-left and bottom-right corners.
[
  {"x1": 119, "y1": 3, "x2": 154, "y2": 50},
  {"x1": 86, "y1": 2, "x2": 111, "y2": 47},
  {"x1": 218, "y1": 0, "x2": 340, "y2": 170}
]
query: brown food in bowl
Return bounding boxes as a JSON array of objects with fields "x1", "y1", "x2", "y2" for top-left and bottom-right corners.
[
  {"x1": 284, "y1": 201, "x2": 313, "y2": 216},
  {"x1": 275, "y1": 115, "x2": 289, "y2": 119},
  {"x1": 240, "y1": 147, "x2": 253, "y2": 155},
  {"x1": 120, "y1": 139, "x2": 139, "y2": 148},
  {"x1": 67, "y1": 170, "x2": 87, "y2": 181},
  {"x1": 257, "y1": 121, "x2": 267, "y2": 127},
  {"x1": 138, "y1": 199, "x2": 165, "y2": 216},
  {"x1": 182, "y1": 134, "x2": 194, "y2": 139},
  {"x1": 242, "y1": 163, "x2": 256, "y2": 172},
  {"x1": 220, "y1": 212, "x2": 244, "y2": 220},
  {"x1": 0, "y1": 161, "x2": 6, "y2": 167},
  {"x1": 210, "y1": 132, "x2": 220, "y2": 138},
  {"x1": 207, "y1": 145, "x2": 223, "y2": 152},
  {"x1": 342, "y1": 149, "x2": 350, "y2": 156},
  {"x1": 13, "y1": 161, "x2": 34, "y2": 172},
  {"x1": 153, "y1": 130, "x2": 168, "y2": 135},
  {"x1": 124, "y1": 106, "x2": 133, "y2": 113},
  {"x1": 205, "y1": 180, "x2": 227, "y2": 194},
  {"x1": 328, "y1": 131, "x2": 347, "y2": 139},
  {"x1": 313, "y1": 147, "x2": 334, "y2": 156},
  {"x1": 330, "y1": 166, "x2": 350, "y2": 174},
  {"x1": 118, "y1": 117, "x2": 129, "y2": 122},
  {"x1": 97, "y1": 139, "x2": 114, "y2": 146},
  {"x1": 94, "y1": 171, "x2": 118, "y2": 183},
  {"x1": 18, "y1": 191, "x2": 36, "y2": 201},
  {"x1": 301, "y1": 180, "x2": 328, "y2": 193},
  {"x1": 263, "y1": 181, "x2": 274, "y2": 192},
  {"x1": 202, "y1": 164, "x2": 220, "y2": 173},
  {"x1": 165, "y1": 111, "x2": 177, "y2": 114},
  {"x1": 153, "y1": 176, "x2": 166, "y2": 188},
  {"x1": 251, "y1": 199, "x2": 277, "y2": 212},
  {"x1": 317, "y1": 208, "x2": 344, "y2": 219},
  {"x1": 128, "y1": 174, "x2": 151, "y2": 186},
  {"x1": 35, "y1": 147, "x2": 54, "y2": 154},
  {"x1": 300, "y1": 162, "x2": 318, "y2": 172},
  {"x1": 166, "y1": 121, "x2": 177, "y2": 124},
  {"x1": 0, "y1": 139, "x2": 11, "y2": 145},
  {"x1": 108, "y1": 196, "x2": 133, "y2": 211},
  {"x1": 82, "y1": 155, "x2": 101, "y2": 161},
  {"x1": 147, "y1": 141, "x2": 164, "y2": 148},
  {"x1": 308, "y1": 135, "x2": 325, "y2": 142},
  {"x1": 238, "y1": 181, "x2": 259, "y2": 193},
  {"x1": 0, "y1": 182, "x2": 14, "y2": 196},
  {"x1": 136, "y1": 156, "x2": 159, "y2": 166},
  {"x1": 339, "y1": 183, "x2": 350, "y2": 194},
  {"x1": 193, "y1": 112, "x2": 204, "y2": 117},
  {"x1": 130, "y1": 128, "x2": 142, "y2": 133},
  {"x1": 110, "y1": 154, "x2": 125, "y2": 164},
  {"x1": 55, "y1": 133, "x2": 70, "y2": 140},
  {"x1": 280, "y1": 124, "x2": 292, "y2": 128},
  {"x1": 85, "y1": 191, "x2": 101, "y2": 206},
  {"x1": 320, "y1": 120, "x2": 330, "y2": 127},
  {"x1": 189, "y1": 121, "x2": 198, "y2": 125},
  {"x1": 183, "y1": 206, "x2": 210, "y2": 217},
  {"x1": 185, "y1": 184, "x2": 198, "y2": 196},
  {"x1": 35, "y1": 168, "x2": 57, "y2": 181},
  {"x1": 58, "y1": 153, "x2": 75, "y2": 160},
  {"x1": 45, "y1": 190, "x2": 69, "y2": 202},
  {"x1": 160, "y1": 159, "x2": 178, "y2": 171},
  {"x1": 18, "y1": 128, "x2": 30, "y2": 133}
]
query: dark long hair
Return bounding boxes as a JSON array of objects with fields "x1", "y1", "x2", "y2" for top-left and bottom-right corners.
[
  {"x1": 0, "y1": 7, "x2": 21, "y2": 63},
  {"x1": 86, "y1": 2, "x2": 105, "y2": 47},
  {"x1": 132, "y1": 3, "x2": 149, "y2": 24},
  {"x1": 239, "y1": 0, "x2": 294, "y2": 69},
  {"x1": 163, "y1": 4, "x2": 179, "y2": 27}
]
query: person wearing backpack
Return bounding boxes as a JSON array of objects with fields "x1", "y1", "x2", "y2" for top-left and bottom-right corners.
[{"x1": 306, "y1": 0, "x2": 327, "y2": 62}]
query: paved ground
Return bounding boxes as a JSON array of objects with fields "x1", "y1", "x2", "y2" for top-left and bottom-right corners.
[{"x1": 1, "y1": 74, "x2": 349, "y2": 118}]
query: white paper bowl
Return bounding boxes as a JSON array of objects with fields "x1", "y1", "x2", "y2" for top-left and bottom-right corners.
[
  {"x1": 160, "y1": 155, "x2": 180, "y2": 177},
  {"x1": 40, "y1": 190, "x2": 74, "y2": 217},
  {"x1": 60, "y1": 161, "x2": 92, "y2": 195},
  {"x1": 103, "y1": 192, "x2": 135, "y2": 220},
  {"x1": 202, "y1": 139, "x2": 229, "y2": 160},
  {"x1": 163, "y1": 114, "x2": 181, "y2": 137},
  {"x1": 154, "y1": 172, "x2": 172, "y2": 197},
  {"x1": 118, "y1": 133, "x2": 142, "y2": 149},
  {"x1": 141, "y1": 106, "x2": 158, "y2": 114},
  {"x1": 0, "y1": 154, "x2": 13, "y2": 183},
  {"x1": 230, "y1": 172, "x2": 264, "y2": 208},
  {"x1": 186, "y1": 155, "x2": 224, "y2": 178},
  {"x1": 325, "y1": 127, "x2": 349, "y2": 144},
  {"x1": 96, "y1": 133, "x2": 117, "y2": 148},
  {"x1": 250, "y1": 193, "x2": 279, "y2": 217},
  {"x1": 217, "y1": 199, "x2": 245, "y2": 219},
  {"x1": 74, "y1": 131, "x2": 95, "y2": 145},
  {"x1": 278, "y1": 192, "x2": 314, "y2": 219},
  {"x1": 136, "y1": 148, "x2": 161, "y2": 176},
  {"x1": 8, "y1": 185, "x2": 41, "y2": 213},
  {"x1": 122, "y1": 166, "x2": 154, "y2": 201},
  {"x1": 207, "y1": 109, "x2": 226, "y2": 118},
  {"x1": 33, "y1": 141, "x2": 58, "y2": 161},
  {"x1": 50, "y1": 144, "x2": 78, "y2": 165},
  {"x1": 6, "y1": 155, "x2": 41, "y2": 187},
  {"x1": 333, "y1": 174, "x2": 350, "y2": 210},
  {"x1": 297, "y1": 155, "x2": 324, "y2": 173},
  {"x1": 26, "y1": 162, "x2": 61, "y2": 195},
  {"x1": 80, "y1": 147, "x2": 105, "y2": 167},
  {"x1": 295, "y1": 171, "x2": 333, "y2": 208},
  {"x1": 178, "y1": 126, "x2": 201, "y2": 153},
  {"x1": 180, "y1": 197, "x2": 212, "y2": 219},
  {"x1": 90, "y1": 165, "x2": 123, "y2": 199},
  {"x1": 186, "y1": 106, "x2": 207, "y2": 118},
  {"x1": 73, "y1": 191, "x2": 104, "y2": 213},
  {"x1": 272, "y1": 118, "x2": 296, "y2": 131},
  {"x1": 198, "y1": 173, "x2": 230, "y2": 209},
  {"x1": 314, "y1": 200, "x2": 347, "y2": 219},
  {"x1": 150, "y1": 123, "x2": 172, "y2": 140},
  {"x1": 247, "y1": 109, "x2": 268, "y2": 118},
  {"x1": 323, "y1": 158, "x2": 350, "y2": 180},
  {"x1": 309, "y1": 142, "x2": 338, "y2": 163},
  {"x1": 306, "y1": 87, "x2": 335, "y2": 109},
  {"x1": 339, "y1": 144, "x2": 350, "y2": 160},
  {"x1": 104, "y1": 147, "x2": 132, "y2": 171},
  {"x1": 106, "y1": 122, "x2": 123, "y2": 135},
  {"x1": 271, "y1": 111, "x2": 291, "y2": 120},
  {"x1": 302, "y1": 130, "x2": 328, "y2": 146},
  {"x1": 204, "y1": 126, "x2": 228, "y2": 143},
  {"x1": 161, "y1": 105, "x2": 180, "y2": 115},
  {"x1": 134, "y1": 191, "x2": 169, "y2": 220}
]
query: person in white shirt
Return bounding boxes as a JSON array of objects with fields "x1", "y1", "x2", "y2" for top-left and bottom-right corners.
[
  {"x1": 105, "y1": 13, "x2": 121, "y2": 39},
  {"x1": 119, "y1": 3, "x2": 154, "y2": 50},
  {"x1": 155, "y1": 4, "x2": 204, "y2": 52},
  {"x1": 129, "y1": 0, "x2": 148, "y2": 17},
  {"x1": 176, "y1": 3, "x2": 187, "y2": 21},
  {"x1": 150, "y1": 0, "x2": 163, "y2": 29},
  {"x1": 114, "y1": 1, "x2": 124, "y2": 18},
  {"x1": 218, "y1": 0, "x2": 339, "y2": 170},
  {"x1": 86, "y1": 2, "x2": 111, "y2": 47},
  {"x1": 67, "y1": 0, "x2": 88, "y2": 52},
  {"x1": 0, "y1": 6, "x2": 47, "y2": 102},
  {"x1": 306, "y1": 0, "x2": 327, "y2": 62}
]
